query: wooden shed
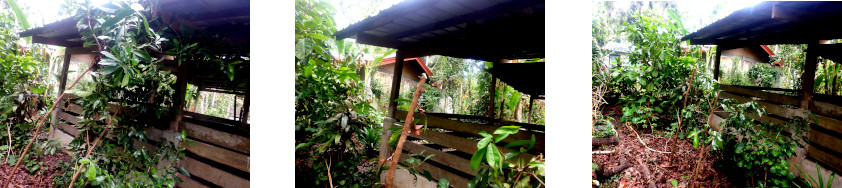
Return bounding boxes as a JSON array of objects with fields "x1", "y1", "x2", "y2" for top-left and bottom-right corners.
[
  {"x1": 682, "y1": 1, "x2": 842, "y2": 186},
  {"x1": 20, "y1": 0, "x2": 250, "y2": 187},
  {"x1": 335, "y1": 0, "x2": 545, "y2": 187}
]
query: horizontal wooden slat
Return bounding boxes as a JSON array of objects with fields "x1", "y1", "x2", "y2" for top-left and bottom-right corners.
[
  {"x1": 809, "y1": 130, "x2": 842, "y2": 155},
  {"x1": 807, "y1": 145, "x2": 842, "y2": 176},
  {"x1": 400, "y1": 151, "x2": 470, "y2": 188},
  {"x1": 810, "y1": 100, "x2": 842, "y2": 119},
  {"x1": 176, "y1": 173, "x2": 210, "y2": 188},
  {"x1": 184, "y1": 138, "x2": 249, "y2": 173},
  {"x1": 182, "y1": 157, "x2": 249, "y2": 188},
  {"x1": 56, "y1": 123, "x2": 80, "y2": 137},
  {"x1": 397, "y1": 110, "x2": 545, "y2": 152},
  {"x1": 403, "y1": 141, "x2": 476, "y2": 176},
  {"x1": 57, "y1": 110, "x2": 82, "y2": 125},
  {"x1": 720, "y1": 84, "x2": 801, "y2": 106},
  {"x1": 720, "y1": 91, "x2": 842, "y2": 135},
  {"x1": 407, "y1": 130, "x2": 534, "y2": 159},
  {"x1": 181, "y1": 121, "x2": 249, "y2": 154},
  {"x1": 814, "y1": 115, "x2": 842, "y2": 135},
  {"x1": 59, "y1": 100, "x2": 84, "y2": 115}
]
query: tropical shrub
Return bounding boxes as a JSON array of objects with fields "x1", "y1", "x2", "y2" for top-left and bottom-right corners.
[
  {"x1": 714, "y1": 99, "x2": 811, "y2": 187},
  {"x1": 294, "y1": 0, "x2": 384, "y2": 186},
  {"x1": 747, "y1": 64, "x2": 780, "y2": 87},
  {"x1": 611, "y1": 10, "x2": 717, "y2": 133}
]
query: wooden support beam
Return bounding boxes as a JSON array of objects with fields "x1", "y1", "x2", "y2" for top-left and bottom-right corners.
[
  {"x1": 387, "y1": 50, "x2": 405, "y2": 119},
  {"x1": 171, "y1": 62, "x2": 189, "y2": 131},
  {"x1": 488, "y1": 61, "x2": 501, "y2": 120},
  {"x1": 50, "y1": 51, "x2": 72, "y2": 139},
  {"x1": 803, "y1": 41, "x2": 820, "y2": 109},
  {"x1": 527, "y1": 95, "x2": 535, "y2": 124}
]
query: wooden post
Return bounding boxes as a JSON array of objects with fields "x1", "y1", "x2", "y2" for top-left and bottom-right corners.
[
  {"x1": 714, "y1": 46, "x2": 722, "y2": 80},
  {"x1": 488, "y1": 61, "x2": 500, "y2": 121},
  {"x1": 380, "y1": 50, "x2": 404, "y2": 164},
  {"x1": 171, "y1": 62, "x2": 189, "y2": 131},
  {"x1": 801, "y1": 41, "x2": 820, "y2": 109},
  {"x1": 49, "y1": 51, "x2": 72, "y2": 139},
  {"x1": 387, "y1": 51, "x2": 405, "y2": 119},
  {"x1": 240, "y1": 92, "x2": 250, "y2": 126}
]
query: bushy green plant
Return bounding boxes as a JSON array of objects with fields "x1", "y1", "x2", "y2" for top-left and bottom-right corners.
[
  {"x1": 47, "y1": 0, "x2": 196, "y2": 186},
  {"x1": 714, "y1": 99, "x2": 811, "y2": 187},
  {"x1": 747, "y1": 64, "x2": 780, "y2": 87},
  {"x1": 294, "y1": 0, "x2": 384, "y2": 186}
]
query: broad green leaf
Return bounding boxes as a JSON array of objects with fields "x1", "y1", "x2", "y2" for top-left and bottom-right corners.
[
  {"x1": 296, "y1": 38, "x2": 308, "y2": 59},
  {"x1": 79, "y1": 158, "x2": 91, "y2": 164},
  {"x1": 504, "y1": 151, "x2": 521, "y2": 159},
  {"x1": 477, "y1": 136, "x2": 492, "y2": 149},
  {"x1": 478, "y1": 131, "x2": 491, "y2": 138},
  {"x1": 310, "y1": 33, "x2": 330, "y2": 42},
  {"x1": 101, "y1": 7, "x2": 135, "y2": 29},
  {"x1": 87, "y1": 163, "x2": 97, "y2": 181},
  {"x1": 504, "y1": 139, "x2": 533, "y2": 148},
  {"x1": 486, "y1": 145, "x2": 500, "y2": 169},
  {"x1": 5, "y1": 0, "x2": 29, "y2": 31},
  {"x1": 100, "y1": 66, "x2": 120, "y2": 75},
  {"x1": 121, "y1": 71, "x2": 130, "y2": 87},
  {"x1": 470, "y1": 147, "x2": 486, "y2": 171},
  {"x1": 437, "y1": 178, "x2": 449, "y2": 188}
]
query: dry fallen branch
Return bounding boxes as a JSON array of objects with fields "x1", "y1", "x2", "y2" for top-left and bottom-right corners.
[
  {"x1": 592, "y1": 150, "x2": 615, "y2": 155},
  {"x1": 598, "y1": 150, "x2": 629, "y2": 177},
  {"x1": 625, "y1": 123, "x2": 670, "y2": 154}
]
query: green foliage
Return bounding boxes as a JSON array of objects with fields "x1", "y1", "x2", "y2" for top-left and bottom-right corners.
[
  {"x1": 747, "y1": 64, "x2": 780, "y2": 87},
  {"x1": 607, "y1": 9, "x2": 718, "y2": 134},
  {"x1": 0, "y1": 0, "x2": 56, "y2": 180},
  {"x1": 295, "y1": 0, "x2": 384, "y2": 186},
  {"x1": 468, "y1": 126, "x2": 543, "y2": 188},
  {"x1": 714, "y1": 99, "x2": 811, "y2": 187},
  {"x1": 796, "y1": 161, "x2": 835, "y2": 188},
  {"x1": 49, "y1": 0, "x2": 192, "y2": 187},
  {"x1": 592, "y1": 115, "x2": 616, "y2": 138}
]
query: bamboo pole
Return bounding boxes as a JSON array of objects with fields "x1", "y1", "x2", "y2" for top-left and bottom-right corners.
[{"x1": 385, "y1": 73, "x2": 427, "y2": 188}]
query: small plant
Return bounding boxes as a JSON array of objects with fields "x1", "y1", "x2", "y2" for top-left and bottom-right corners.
[
  {"x1": 715, "y1": 99, "x2": 812, "y2": 187},
  {"x1": 468, "y1": 126, "x2": 544, "y2": 187},
  {"x1": 796, "y1": 161, "x2": 835, "y2": 188}
]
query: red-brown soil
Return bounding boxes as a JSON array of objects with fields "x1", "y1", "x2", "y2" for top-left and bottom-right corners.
[
  {"x1": 593, "y1": 113, "x2": 732, "y2": 187},
  {"x1": 0, "y1": 151, "x2": 72, "y2": 188}
]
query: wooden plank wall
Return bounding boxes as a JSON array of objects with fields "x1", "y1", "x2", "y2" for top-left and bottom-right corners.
[
  {"x1": 718, "y1": 84, "x2": 842, "y2": 176},
  {"x1": 50, "y1": 95, "x2": 250, "y2": 188},
  {"x1": 395, "y1": 110, "x2": 545, "y2": 187}
]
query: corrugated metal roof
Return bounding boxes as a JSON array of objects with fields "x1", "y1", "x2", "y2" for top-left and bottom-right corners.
[
  {"x1": 335, "y1": 0, "x2": 544, "y2": 62},
  {"x1": 682, "y1": 1, "x2": 842, "y2": 47},
  {"x1": 20, "y1": 0, "x2": 249, "y2": 52}
]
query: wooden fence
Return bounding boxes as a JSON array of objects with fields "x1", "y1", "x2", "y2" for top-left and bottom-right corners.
[
  {"x1": 716, "y1": 84, "x2": 842, "y2": 178},
  {"x1": 394, "y1": 111, "x2": 545, "y2": 187},
  {"x1": 50, "y1": 95, "x2": 250, "y2": 188}
]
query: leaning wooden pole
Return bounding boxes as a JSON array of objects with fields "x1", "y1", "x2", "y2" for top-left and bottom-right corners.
[
  {"x1": 3, "y1": 63, "x2": 95, "y2": 187},
  {"x1": 385, "y1": 73, "x2": 427, "y2": 188},
  {"x1": 689, "y1": 91, "x2": 720, "y2": 188}
]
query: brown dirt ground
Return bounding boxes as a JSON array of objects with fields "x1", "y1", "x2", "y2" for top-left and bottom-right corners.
[
  {"x1": 0, "y1": 151, "x2": 72, "y2": 188},
  {"x1": 593, "y1": 110, "x2": 731, "y2": 188}
]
